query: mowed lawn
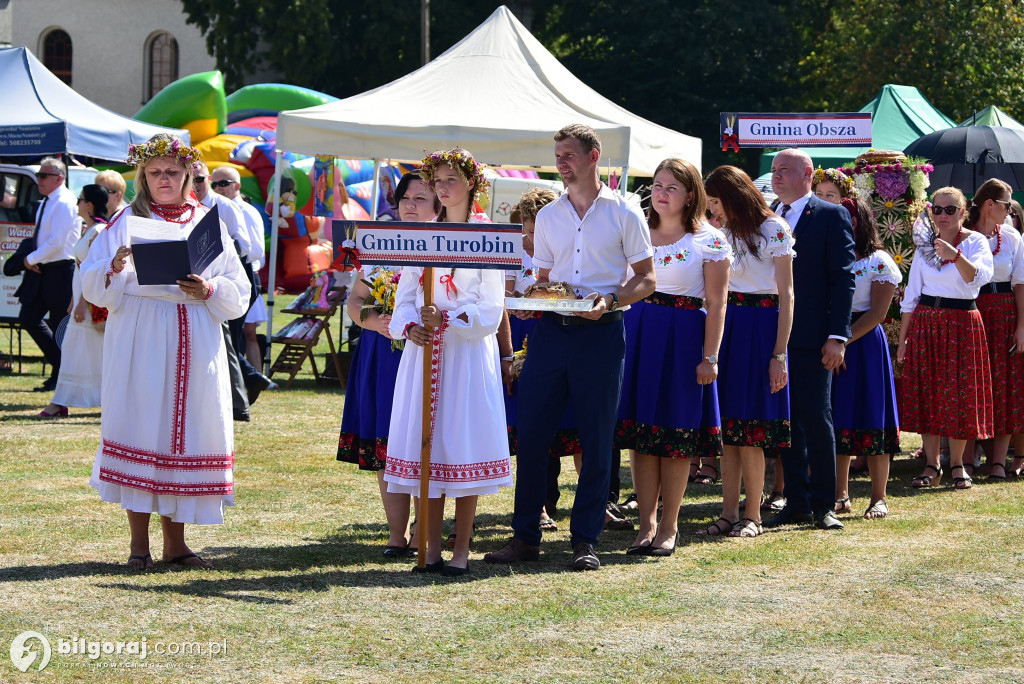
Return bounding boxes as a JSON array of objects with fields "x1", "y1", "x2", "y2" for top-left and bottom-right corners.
[{"x1": 1, "y1": 309, "x2": 1023, "y2": 683}]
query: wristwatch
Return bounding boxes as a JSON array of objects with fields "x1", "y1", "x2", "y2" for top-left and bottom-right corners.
[
  {"x1": 704, "y1": 354, "x2": 718, "y2": 364},
  {"x1": 607, "y1": 292, "x2": 620, "y2": 311},
  {"x1": 772, "y1": 353, "x2": 787, "y2": 363}
]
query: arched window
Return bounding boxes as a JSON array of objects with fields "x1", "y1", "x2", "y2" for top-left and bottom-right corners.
[
  {"x1": 148, "y1": 33, "x2": 178, "y2": 100},
  {"x1": 42, "y1": 29, "x2": 72, "y2": 85}
]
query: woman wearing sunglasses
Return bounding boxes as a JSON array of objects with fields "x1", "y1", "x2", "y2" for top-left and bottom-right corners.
[
  {"x1": 961, "y1": 179, "x2": 1024, "y2": 481},
  {"x1": 898, "y1": 187, "x2": 995, "y2": 490}
]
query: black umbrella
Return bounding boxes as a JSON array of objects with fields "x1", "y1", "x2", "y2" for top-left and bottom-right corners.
[{"x1": 903, "y1": 125, "x2": 1024, "y2": 193}]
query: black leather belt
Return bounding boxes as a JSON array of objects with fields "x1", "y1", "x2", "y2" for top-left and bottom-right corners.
[
  {"x1": 39, "y1": 259, "x2": 74, "y2": 269},
  {"x1": 919, "y1": 294, "x2": 976, "y2": 311},
  {"x1": 979, "y1": 281, "x2": 1012, "y2": 295},
  {"x1": 541, "y1": 310, "x2": 624, "y2": 326}
]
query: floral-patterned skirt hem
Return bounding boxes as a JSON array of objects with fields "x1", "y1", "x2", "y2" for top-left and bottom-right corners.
[
  {"x1": 337, "y1": 432, "x2": 387, "y2": 471},
  {"x1": 508, "y1": 427, "x2": 580, "y2": 458},
  {"x1": 977, "y1": 292, "x2": 1024, "y2": 435},
  {"x1": 835, "y1": 427, "x2": 900, "y2": 457},
  {"x1": 616, "y1": 419, "x2": 723, "y2": 459},
  {"x1": 721, "y1": 417, "x2": 791, "y2": 450},
  {"x1": 899, "y1": 306, "x2": 993, "y2": 439}
]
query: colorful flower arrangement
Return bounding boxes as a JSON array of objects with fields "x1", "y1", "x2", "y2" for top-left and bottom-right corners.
[
  {"x1": 838, "y1": 151, "x2": 934, "y2": 361},
  {"x1": 126, "y1": 135, "x2": 202, "y2": 172},
  {"x1": 360, "y1": 267, "x2": 404, "y2": 351},
  {"x1": 839, "y1": 152, "x2": 934, "y2": 277},
  {"x1": 419, "y1": 148, "x2": 490, "y2": 205}
]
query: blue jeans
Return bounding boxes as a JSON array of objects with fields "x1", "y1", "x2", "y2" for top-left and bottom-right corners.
[{"x1": 511, "y1": 315, "x2": 625, "y2": 548}]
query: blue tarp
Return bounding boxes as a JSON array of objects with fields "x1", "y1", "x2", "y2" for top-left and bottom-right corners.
[{"x1": 0, "y1": 46, "x2": 189, "y2": 161}]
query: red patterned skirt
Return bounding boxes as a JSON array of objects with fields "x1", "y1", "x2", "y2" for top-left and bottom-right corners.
[
  {"x1": 977, "y1": 291, "x2": 1024, "y2": 435},
  {"x1": 899, "y1": 304, "x2": 993, "y2": 439}
]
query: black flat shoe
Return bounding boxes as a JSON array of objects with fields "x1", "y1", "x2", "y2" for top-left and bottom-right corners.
[
  {"x1": 647, "y1": 531, "x2": 679, "y2": 557},
  {"x1": 411, "y1": 559, "x2": 445, "y2": 574},
  {"x1": 442, "y1": 562, "x2": 470, "y2": 576},
  {"x1": 625, "y1": 541, "x2": 652, "y2": 556},
  {"x1": 382, "y1": 543, "x2": 409, "y2": 559}
]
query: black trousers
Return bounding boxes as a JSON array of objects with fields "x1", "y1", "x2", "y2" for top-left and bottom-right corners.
[{"x1": 18, "y1": 260, "x2": 73, "y2": 379}]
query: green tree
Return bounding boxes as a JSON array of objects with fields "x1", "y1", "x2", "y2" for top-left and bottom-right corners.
[
  {"x1": 531, "y1": 0, "x2": 831, "y2": 174},
  {"x1": 178, "y1": 0, "x2": 501, "y2": 95},
  {"x1": 799, "y1": 0, "x2": 1024, "y2": 123}
]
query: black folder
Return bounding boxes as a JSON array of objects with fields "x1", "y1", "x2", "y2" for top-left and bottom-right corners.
[{"x1": 132, "y1": 205, "x2": 224, "y2": 285}]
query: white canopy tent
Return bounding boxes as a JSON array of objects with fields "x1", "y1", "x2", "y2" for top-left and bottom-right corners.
[
  {"x1": 264, "y1": 5, "x2": 702, "y2": 371},
  {"x1": 276, "y1": 5, "x2": 701, "y2": 176}
]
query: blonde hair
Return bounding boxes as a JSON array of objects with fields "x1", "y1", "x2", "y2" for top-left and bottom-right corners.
[
  {"x1": 94, "y1": 169, "x2": 126, "y2": 195},
  {"x1": 931, "y1": 186, "x2": 967, "y2": 210},
  {"x1": 131, "y1": 134, "x2": 195, "y2": 218},
  {"x1": 517, "y1": 187, "x2": 557, "y2": 223}
]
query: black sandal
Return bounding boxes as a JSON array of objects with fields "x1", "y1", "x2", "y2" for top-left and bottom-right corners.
[
  {"x1": 692, "y1": 464, "x2": 719, "y2": 485},
  {"x1": 952, "y1": 465, "x2": 972, "y2": 490},
  {"x1": 695, "y1": 517, "x2": 736, "y2": 537},
  {"x1": 911, "y1": 464, "x2": 941, "y2": 488},
  {"x1": 127, "y1": 554, "x2": 153, "y2": 570},
  {"x1": 987, "y1": 463, "x2": 1008, "y2": 482}
]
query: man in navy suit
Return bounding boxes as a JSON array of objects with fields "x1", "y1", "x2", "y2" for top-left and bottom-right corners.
[{"x1": 763, "y1": 148, "x2": 856, "y2": 530}]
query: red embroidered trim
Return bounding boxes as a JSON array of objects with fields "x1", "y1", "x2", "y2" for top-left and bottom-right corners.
[
  {"x1": 98, "y1": 467, "x2": 233, "y2": 496},
  {"x1": 172, "y1": 304, "x2": 190, "y2": 454},
  {"x1": 385, "y1": 457, "x2": 512, "y2": 483},
  {"x1": 427, "y1": 310, "x2": 451, "y2": 449},
  {"x1": 102, "y1": 439, "x2": 234, "y2": 470}
]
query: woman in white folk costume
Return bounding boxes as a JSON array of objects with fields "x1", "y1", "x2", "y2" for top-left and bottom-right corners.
[
  {"x1": 39, "y1": 184, "x2": 110, "y2": 417},
  {"x1": 81, "y1": 134, "x2": 250, "y2": 569},
  {"x1": 385, "y1": 149, "x2": 512, "y2": 576},
  {"x1": 960, "y1": 179, "x2": 1024, "y2": 481}
]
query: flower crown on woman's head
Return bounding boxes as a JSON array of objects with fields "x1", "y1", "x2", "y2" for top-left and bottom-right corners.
[
  {"x1": 812, "y1": 166, "x2": 858, "y2": 198},
  {"x1": 419, "y1": 148, "x2": 489, "y2": 201},
  {"x1": 126, "y1": 137, "x2": 202, "y2": 172}
]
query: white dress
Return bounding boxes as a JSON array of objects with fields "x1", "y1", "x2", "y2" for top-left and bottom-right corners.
[
  {"x1": 384, "y1": 264, "x2": 513, "y2": 498},
  {"x1": 52, "y1": 222, "x2": 105, "y2": 408},
  {"x1": 80, "y1": 204, "x2": 250, "y2": 524}
]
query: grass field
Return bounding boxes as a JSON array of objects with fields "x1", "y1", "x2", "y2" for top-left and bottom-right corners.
[{"x1": 1, "y1": 305, "x2": 1023, "y2": 683}]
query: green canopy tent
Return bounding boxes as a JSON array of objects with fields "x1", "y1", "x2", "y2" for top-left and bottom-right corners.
[
  {"x1": 959, "y1": 105, "x2": 1024, "y2": 131},
  {"x1": 759, "y1": 84, "x2": 955, "y2": 174}
]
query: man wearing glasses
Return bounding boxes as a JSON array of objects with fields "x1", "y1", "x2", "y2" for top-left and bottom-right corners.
[
  {"x1": 19, "y1": 158, "x2": 80, "y2": 392},
  {"x1": 211, "y1": 166, "x2": 268, "y2": 371}
]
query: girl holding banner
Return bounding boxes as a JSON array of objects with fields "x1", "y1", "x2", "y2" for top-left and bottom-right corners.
[{"x1": 384, "y1": 149, "x2": 512, "y2": 576}]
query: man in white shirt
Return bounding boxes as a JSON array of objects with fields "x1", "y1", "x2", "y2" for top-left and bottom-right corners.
[
  {"x1": 211, "y1": 165, "x2": 267, "y2": 370},
  {"x1": 19, "y1": 158, "x2": 80, "y2": 391},
  {"x1": 194, "y1": 164, "x2": 275, "y2": 411},
  {"x1": 485, "y1": 124, "x2": 656, "y2": 571}
]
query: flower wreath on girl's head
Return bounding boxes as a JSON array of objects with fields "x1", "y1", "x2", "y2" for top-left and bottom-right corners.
[
  {"x1": 419, "y1": 148, "x2": 490, "y2": 206},
  {"x1": 126, "y1": 136, "x2": 202, "y2": 173},
  {"x1": 812, "y1": 166, "x2": 858, "y2": 199}
]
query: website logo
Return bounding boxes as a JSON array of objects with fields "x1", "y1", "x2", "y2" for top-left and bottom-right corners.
[{"x1": 10, "y1": 631, "x2": 51, "y2": 672}]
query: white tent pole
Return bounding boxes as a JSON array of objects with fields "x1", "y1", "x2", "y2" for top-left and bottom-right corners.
[
  {"x1": 263, "y1": 149, "x2": 285, "y2": 374},
  {"x1": 370, "y1": 159, "x2": 382, "y2": 219},
  {"x1": 620, "y1": 168, "x2": 629, "y2": 196}
]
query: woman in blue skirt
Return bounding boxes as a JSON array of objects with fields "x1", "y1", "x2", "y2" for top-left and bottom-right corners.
[
  {"x1": 337, "y1": 172, "x2": 439, "y2": 557},
  {"x1": 617, "y1": 159, "x2": 730, "y2": 555},
  {"x1": 830, "y1": 198, "x2": 900, "y2": 519},
  {"x1": 698, "y1": 166, "x2": 794, "y2": 538}
]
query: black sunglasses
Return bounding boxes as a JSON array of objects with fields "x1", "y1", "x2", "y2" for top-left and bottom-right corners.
[
  {"x1": 193, "y1": 176, "x2": 207, "y2": 184},
  {"x1": 210, "y1": 179, "x2": 235, "y2": 189},
  {"x1": 35, "y1": 172, "x2": 59, "y2": 179},
  {"x1": 931, "y1": 204, "x2": 960, "y2": 215}
]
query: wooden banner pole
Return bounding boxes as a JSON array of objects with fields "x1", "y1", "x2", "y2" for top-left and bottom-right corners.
[{"x1": 416, "y1": 266, "x2": 435, "y2": 569}]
